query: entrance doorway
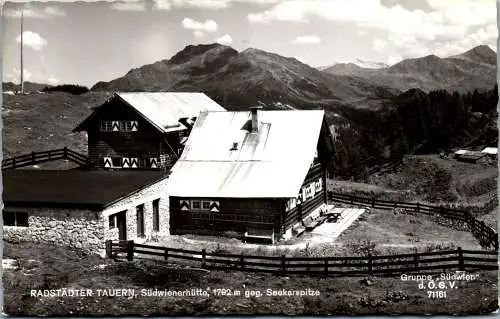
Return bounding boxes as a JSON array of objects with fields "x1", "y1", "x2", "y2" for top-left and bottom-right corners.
[{"x1": 116, "y1": 211, "x2": 127, "y2": 241}]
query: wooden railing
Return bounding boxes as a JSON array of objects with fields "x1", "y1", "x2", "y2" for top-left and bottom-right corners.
[
  {"x1": 328, "y1": 192, "x2": 499, "y2": 250},
  {"x1": 2, "y1": 147, "x2": 89, "y2": 169},
  {"x1": 106, "y1": 240, "x2": 498, "y2": 276}
]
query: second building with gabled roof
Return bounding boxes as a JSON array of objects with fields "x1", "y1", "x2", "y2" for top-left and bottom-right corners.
[
  {"x1": 73, "y1": 92, "x2": 225, "y2": 170},
  {"x1": 167, "y1": 107, "x2": 335, "y2": 242}
]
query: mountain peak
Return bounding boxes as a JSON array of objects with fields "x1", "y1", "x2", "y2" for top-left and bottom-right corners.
[
  {"x1": 169, "y1": 43, "x2": 237, "y2": 65},
  {"x1": 449, "y1": 45, "x2": 496, "y2": 65},
  {"x1": 468, "y1": 44, "x2": 495, "y2": 55}
]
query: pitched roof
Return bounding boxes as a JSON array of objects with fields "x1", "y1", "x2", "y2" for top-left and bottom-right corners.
[
  {"x1": 3, "y1": 170, "x2": 168, "y2": 210},
  {"x1": 167, "y1": 110, "x2": 328, "y2": 198},
  {"x1": 74, "y1": 92, "x2": 225, "y2": 133}
]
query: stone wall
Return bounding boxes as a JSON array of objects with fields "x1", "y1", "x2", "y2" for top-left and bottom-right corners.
[
  {"x1": 3, "y1": 177, "x2": 170, "y2": 256},
  {"x1": 101, "y1": 177, "x2": 169, "y2": 243},
  {"x1": 3, "y1": 208, "x2": 105, "y2": 253}
]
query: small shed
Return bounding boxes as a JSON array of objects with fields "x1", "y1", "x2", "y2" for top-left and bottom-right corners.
[
  {"x1": 73, "y1": 92, "x2": 225, "y2": 170},
  {"x1": 167, "y1": 107, "x2": 335, "y2": 243},
  {"x1": 2, "y1": 170, "x2": 170, "y2": 255},
  {"x1": 454, "y1": 150, "x2": 488, "y2": 163}
]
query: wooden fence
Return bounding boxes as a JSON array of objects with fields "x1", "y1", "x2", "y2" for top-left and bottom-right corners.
[
  {"x1": 328, "y1": 192, "x2": 499, "y2": 250},
  {"x1": 106, "y1": 241, "x2": 497, "y2": 276},
  {"x1": 2, "y1": 147, "x2": 89, "y2": 169}
]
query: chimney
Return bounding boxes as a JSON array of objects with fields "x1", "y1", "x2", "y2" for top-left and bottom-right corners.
[{"x1": 250, "y1": 106, "x2": 262, "y2": 133}]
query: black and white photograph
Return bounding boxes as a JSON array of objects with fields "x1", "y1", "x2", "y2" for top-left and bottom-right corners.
[{"x1": 1, "y1": 0, "x2": 498, "y2": 316}]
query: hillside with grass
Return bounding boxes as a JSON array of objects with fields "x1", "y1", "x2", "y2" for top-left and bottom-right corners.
[
  {"x1": 3, "y1": 241, "x2": 497, "y2": 316},
  {"x1": 2, "y1": 91, "x2": 112, "y2": 157}
]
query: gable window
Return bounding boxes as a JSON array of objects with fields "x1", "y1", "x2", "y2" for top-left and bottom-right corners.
[
  {"x1": 3, "y1": 211, "x2": 28, "y2": 227},
  {"x1": 118, "y1": 121, "x2": 136, "y2": 132},
  {"x1": 152, "y1": 199, "x2": 160, "y2": 231},
  {"x1": 101, "y1": 121, "x2": 137, "y2": 132},
  {"x1": 100, "y1": 121, "x2": 114, "y2": 132},
  {"x1": 111, "y1": 157, "x2": 122, "y2": 168},
  {"x1": 119, "y1": 121, "x2": 127, "y2": 131}
]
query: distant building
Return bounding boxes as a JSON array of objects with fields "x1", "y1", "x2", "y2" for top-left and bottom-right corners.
[
  {"x1": 167, "y1": 107, "x2": 335, "y2": 242},
  {"x1": 453, "y1": 149, "x2": 488, "y2": 163},
  {"x1": 2, "y1": 170, "x2": 169, "y2": 255},
  {"x1": 73, "y1": 92, "x2": 225, "y2": 170},
  {"x1": 481, "y1": 147, "x2": 498, "y2": 157}
]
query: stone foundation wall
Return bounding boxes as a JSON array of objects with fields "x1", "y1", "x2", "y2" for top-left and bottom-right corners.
[
  {"x1": 3, "y1": 177, "x2": 170, "y2": 256},
  {"x1": 3, "y1": 208, "x2": 105, "y2": 253}
]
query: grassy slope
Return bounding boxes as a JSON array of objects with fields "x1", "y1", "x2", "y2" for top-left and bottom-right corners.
[
  {"x1": 337, "y1": 209, "x2": 483, "y2": 251},
  {"x1": 330, "y1": 154, "x2": 497, "y2": 207},
  {"x1": 477, "y1": 207, "x2": 498, "y2": 230},
  {"x1": 3, "y1": 241, "x2": 497, "y2": 316},
  {"x1": 2, "y1": 91, "x2": 111, "y2": 157}
]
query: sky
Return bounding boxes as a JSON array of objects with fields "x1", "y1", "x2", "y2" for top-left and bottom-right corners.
[{"x1": 1, "y1": 0, "x2": 498, "y2": 87}]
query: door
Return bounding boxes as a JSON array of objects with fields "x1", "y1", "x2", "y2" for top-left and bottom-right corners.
[{"x1": 116, "y1": 211, "x2": 127, "y2": 241}]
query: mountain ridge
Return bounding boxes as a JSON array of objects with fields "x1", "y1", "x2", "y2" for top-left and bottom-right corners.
[
  {"x1": 91, "y1": 43, "x2": 399, "y2": 111},
  {"x1": 323, "y1": 45, "x2": 496, "y2": 93}
]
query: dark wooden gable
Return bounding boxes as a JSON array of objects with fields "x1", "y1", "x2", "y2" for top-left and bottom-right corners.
[
  {"x1": 74, "y1": 95, "x2": 183, "y2": 169},
  {"x1": 74, "y1": 95, "x2": 163, "y2": 134},
  {"x1": 316, "y1": 118, "x2": 336, "y2": 170}
]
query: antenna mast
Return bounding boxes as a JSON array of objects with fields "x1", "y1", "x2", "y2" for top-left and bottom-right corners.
[{"x1": 20, "y1": 8, "x2": 24, "y2": 94}]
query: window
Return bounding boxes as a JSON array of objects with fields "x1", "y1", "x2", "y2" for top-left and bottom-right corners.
[
  {"x1": 202, "y1": 201, "x2": 211, "y2": 210},
  {"x1": 109, "y1": 215, "x2": 116, "y2": 229},
  {"x1": 136, "y1": 204, "x2": 145, "y2": 237},
  {"x1": 3, "y1": 211, "x2": 28, "y2": 227},
  {"x1": 152, "y1": 199, "x2": 160, "y2": 231},
  {"x1": 111, "y1": 158, "x2": 122, "y2": 167},
  {"x1": 100, "y1": 121, "x2": 113, "y2": 132},
  {"x1": 191, "y1": 200, "x2": 201, "y2": 210},
  {"x1": 101, "y1": 121, "x2": 137, "y2": 132}
]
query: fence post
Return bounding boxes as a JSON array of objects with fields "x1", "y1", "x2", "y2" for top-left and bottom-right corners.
[
  {"x1": 164, "y1": 248, "x2": 169, "y2": 261},
  {"x1": 457, "y1": 247, "x2": 464, "y2": 271},
  {"x1": 63, "y1": 147, "x2": 68, "y2": 158},
  {"x1": 368, "y1": 253, "x2": 373, "y2": 275},
  {"x1": 201, "y1": 249, "x2": 206, "y2": 268},
  {"x1": 350, "y1": 195, "x2": 353, "y2": 205},
  {"x1": 281, "y1": 255, "x2": 286, "y2": 275},
  {"x1": 413, "y1": 252, "x2": 418, "y2": 269},
  {"x1": 12, "y1": 158, "x2": 16, "y2": 168},
  {"x1": 31, "y1": 151, "x2": 35, "y2": 163},
  {"x1": 416, "y1": 202, "x2": 420, "y2": 213},
  {"x1": 105, "y1": 240, "x2": 112, "y2": 258},
  {"x1": 240, "y1": 254, "x2": 245, "y2": 270},
  {"x1": 126, "y1": 240, "x2": 134, "y2": 261},
  {"x1": 324, "y1": 259, "x2": 329, "y2": 276},
  {"x1": 371, "y1": 198, "x2": 375, "y2": 208}
]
